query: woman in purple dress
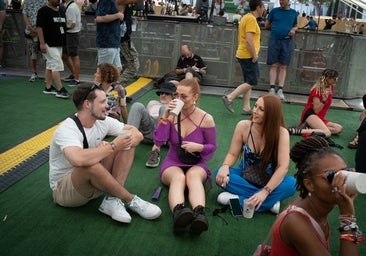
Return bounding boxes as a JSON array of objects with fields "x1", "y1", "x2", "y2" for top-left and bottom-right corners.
[{"x1": 154, "y1": 78, "x2": 217, "y2": 236}]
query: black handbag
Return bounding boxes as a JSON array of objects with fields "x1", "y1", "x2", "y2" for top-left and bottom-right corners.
[{"x1": 176, "y1": 113, "x2": 201, "y2": 165}]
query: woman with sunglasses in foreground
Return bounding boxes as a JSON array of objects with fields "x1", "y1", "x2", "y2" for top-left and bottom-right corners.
[
  {"x1": 270, "y1": 136, "x2": 363, "y2": 255},
  {"x1": 215, "y1": 94, "x2": 296, "y2": 214},
  {"x1": 154, "y1": 78, "x2": 216, "y2": 236},
  {"x1": 288, "y1": 69, "x2": 343, "y2": 137}
]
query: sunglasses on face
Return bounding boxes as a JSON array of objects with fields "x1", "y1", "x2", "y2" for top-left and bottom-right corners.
[{"x1": 316, "y1": 169, "x2": 351, "y2": 183}]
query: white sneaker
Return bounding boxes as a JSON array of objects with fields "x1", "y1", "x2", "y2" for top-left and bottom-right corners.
[
  {"x1": 217, "y1": 192, "x2": 239, "y2": 205},
  {"x1": 269, "y1": 88, "x2": 276, "y2": 94},
  {"x1": 277, "y1": 89, "x2": 285, "y2": 101},
  {"x1": 126, "y1": 195, "x2": 162, "y2": 220},
  {"x1": 269, "y1": 201, "x2": 280, "y2": 214},
  {"x1": 99, "y1": 196, "x2": 132, "y2": 223}
]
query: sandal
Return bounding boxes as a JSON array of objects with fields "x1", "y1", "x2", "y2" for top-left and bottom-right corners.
[
  {"x1": 348, "y1": 134, "x2": 358, "y2": 149},
  {"x1": 287, "y1": 126, "x2": 303, "y2": 135}
]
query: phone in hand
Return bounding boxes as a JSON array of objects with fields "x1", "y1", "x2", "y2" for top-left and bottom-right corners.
[{"x1": 229, "y1": 198, "x2": 242, "y2": 217}]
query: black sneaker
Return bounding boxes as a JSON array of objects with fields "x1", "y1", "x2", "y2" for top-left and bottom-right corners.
[
  {"x1": 43, "y1": 86, "x2": 58, "y2": 95},
  {"x1": 62, "y1": 74, "x2": 75, "y2": 82},
  {"x1": 173, "y1": 204, "x2": 194, "y2": 236},
  {"x1": 56, "y1": 87, "x2": 70, "y2": 99},
  {"x1": 68, "y1": 80, "x2": 80, "y2": 87},
  {"x1": 190, "y1": 205, "x2": 208, "y2": 235}
]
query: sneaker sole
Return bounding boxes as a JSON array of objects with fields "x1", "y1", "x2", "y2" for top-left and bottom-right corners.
[
  {"x1": 145, "y1": 162, "x2": 160, "y2": 168},
  {"x1": 55, "y1": 94, "x2": 70, "y2": 99},
  {"x1": 43, "y1": 91, "x2": 57, "y2": 95}
]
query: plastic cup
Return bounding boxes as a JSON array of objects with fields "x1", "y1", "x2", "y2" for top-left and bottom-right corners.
[
  {"x1": 243, "y1": 199, "x2": 254, "y2": 219},
  {"x1": 120, "y1": 130, "x2": 132, "y2": 150},
  {"x1": 341, "y1": 171, "x2": 366, "y2": 194},
  {"x1": 170, "y1": 99, "x2": 184, "y2": 116}
]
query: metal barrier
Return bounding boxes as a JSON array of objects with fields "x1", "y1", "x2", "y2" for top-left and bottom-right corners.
[{"x1": 2, "y1": 11, "x2": 365, "y2": 99}]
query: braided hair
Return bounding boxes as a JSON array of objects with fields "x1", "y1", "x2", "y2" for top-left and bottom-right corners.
[
  {"x1": 312, "y1": 69, "x2": 338, "y2": 97},
  {"x1": 290, "y1": 136, "x2": 341, "y2": 198}
]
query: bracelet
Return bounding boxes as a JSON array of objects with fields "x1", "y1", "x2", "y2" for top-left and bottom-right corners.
[
  {"x1": 222, "y1": 163, "x2": 230, "y2": 167},
  {"x1": 110, "y1": 142, "x2": 117, "y2": 152},
  {"x1": 263, "y1": 186, "x2": 272, "y2": 194},
  {"x1": 340, "y1": 233, "x2": 365, "y2": 244}
]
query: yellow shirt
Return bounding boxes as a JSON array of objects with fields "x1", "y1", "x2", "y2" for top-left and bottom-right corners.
[{"x1": 235, "y1": 13, "x2": 261, "y2": 59}]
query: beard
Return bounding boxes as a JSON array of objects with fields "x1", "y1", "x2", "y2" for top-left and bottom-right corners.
[{"x1": 91, "y1": 105, "x2": 107, "y2": 121}]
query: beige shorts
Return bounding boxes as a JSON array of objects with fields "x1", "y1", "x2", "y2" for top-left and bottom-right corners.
[
  {"x1": 53, "y1": 172, "x2": 102, "y2": 207},
  {"x1": 42, "y1": 44, "x2": 64, "y2": 72}
]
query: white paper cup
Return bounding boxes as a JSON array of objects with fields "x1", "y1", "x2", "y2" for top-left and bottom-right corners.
[
  {"x1": 243, "y1": 199, "x2": 254, "y2": 219},
  {"x1": 341, "y1": 171, "x2": 366, "y2": 194},
  {"x1": 120, "y1": 130, "x2": 132, "y2": 150},
  {"x1": 170, "y1": 99, "x2": 184, "y2": 116}
]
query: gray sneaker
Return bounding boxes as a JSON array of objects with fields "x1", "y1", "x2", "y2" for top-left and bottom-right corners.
[
  {"x1": 277, "y1": 89, "x2": 285, "y2": 101},
  {"x1": 222, "y1": 95, "x2": 234, "y2": 113},
  {"x1": 269, "y1": 87, "x2": 276, "y2": 94},
  {"x1": 145, "y1": 149, "x2": 160, "y2": 168},
  {"x1": 29, "y1": 73, "x2": 38, "y2": 82}
]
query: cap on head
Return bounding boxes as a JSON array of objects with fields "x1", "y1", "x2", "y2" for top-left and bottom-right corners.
[{"x1": 156, "y1": 82, "x2": 177, "y2": 96}]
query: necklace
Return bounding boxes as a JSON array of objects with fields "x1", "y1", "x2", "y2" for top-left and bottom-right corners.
[{"x1": 308, "y1": 197, "x2": 329, "y2": 233}]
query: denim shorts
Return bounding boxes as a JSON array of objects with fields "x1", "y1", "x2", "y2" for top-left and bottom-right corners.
[
  {"x1": 266, "y1": 37, "x2": 293, "y2": 66},
  {"x1": 97, "y1": 48, "x2": 122, "y2": 69},
  {"x1": 236, "y1": 57, "x2": 259, "y2": 86}
]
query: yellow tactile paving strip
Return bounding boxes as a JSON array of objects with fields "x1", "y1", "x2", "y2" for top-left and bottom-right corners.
[{"x1": 0, "y1": 77, "x2": 152, "y2": 176}]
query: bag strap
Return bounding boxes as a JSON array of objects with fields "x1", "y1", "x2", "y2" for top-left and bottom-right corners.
[
  {"x1": 69, "y1": 114, "x2": 89, "y2": 149},
  {"x1": 177, "y1": 113, "x2": 183, "y2": 146}
]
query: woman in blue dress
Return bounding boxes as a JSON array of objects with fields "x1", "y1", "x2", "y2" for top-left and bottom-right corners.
[{"x1": 215, "y1": 94, "x2": 296, "y2": 214}]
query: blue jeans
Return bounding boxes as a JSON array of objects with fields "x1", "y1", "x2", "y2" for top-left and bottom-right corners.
[{"x1": 214, "y1": 166, "x2": 296, "y2": 212}]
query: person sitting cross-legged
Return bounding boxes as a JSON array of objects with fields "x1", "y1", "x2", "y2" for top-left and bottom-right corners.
[
  {"x1": 127, "y1": 82, "x2": 177, "y2": 168},
  {"x1": 49, "y1": 83, "x2": 161, "y2": 224}
]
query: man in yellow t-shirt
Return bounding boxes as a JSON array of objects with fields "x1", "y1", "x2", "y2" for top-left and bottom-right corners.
[{"x1": 222, "y1": 0, "x2": 264, "y2": 114}]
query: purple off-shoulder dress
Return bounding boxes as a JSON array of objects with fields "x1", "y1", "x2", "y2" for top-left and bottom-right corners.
[{"x1": 154, "y1": 114, "x2": 217, "y2": 179}]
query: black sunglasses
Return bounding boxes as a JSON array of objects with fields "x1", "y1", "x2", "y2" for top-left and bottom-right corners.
[
  {"x1": 84, "y1": 83, "x2": 102, "y2": 101},
  {"x1": 324, "y1": 169, "x2": 352, "y2": 183}
]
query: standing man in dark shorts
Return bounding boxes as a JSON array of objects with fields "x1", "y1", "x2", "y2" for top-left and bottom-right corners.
[
  {"x1": 62, "y1": 0, "x2": 81, "y2": 87},
  {"x1": 265, "y1": 0, "x2": 297, "y2": 101},
  {"x1": 222, "y1": 0, "x2": 264, "y2": 114}
]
